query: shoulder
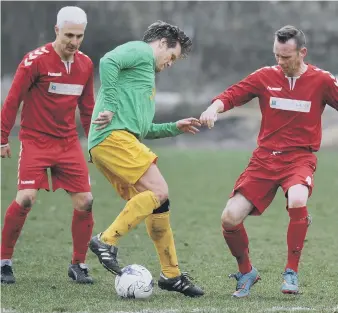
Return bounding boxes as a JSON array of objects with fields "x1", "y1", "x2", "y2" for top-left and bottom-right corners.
[
  {"x1": 309, "y1": 64, "x2": 336, "y2": 82},
  {"x1": 20, "y1": 43, "x2": 52, "y2": 68},
  {"x1": 249, "y1": 66, "x2": 280, "y2": 77},
  {"x1": 76, "y1": 50, "x2": 94, "y2": 73},
  {"x1": 119, "y1": 41, "x2": 151, "y2": 52},
  {"x1": 104, "y1": 41, "x2": 152, "y2": 60},
  {"x1": 77, "y1": 50, "x2": 93, "y2": 65}
]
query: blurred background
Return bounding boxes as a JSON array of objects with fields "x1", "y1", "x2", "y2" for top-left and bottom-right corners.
[{"x1": 1, "y1": 1, "x2": 338, "y2": 150}]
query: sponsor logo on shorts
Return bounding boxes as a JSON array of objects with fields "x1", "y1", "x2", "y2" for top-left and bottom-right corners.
[{"x1": 20, "y1": 180, "x2": 35, "y2": 184}]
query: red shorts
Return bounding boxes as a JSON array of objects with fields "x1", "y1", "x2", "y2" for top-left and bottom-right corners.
[
  {"x1": 17, "y1": 136, "x2": 90, "y2": 192},
  {"x1": 230, "y1": 147, "x2": 317, "y2": 215}
]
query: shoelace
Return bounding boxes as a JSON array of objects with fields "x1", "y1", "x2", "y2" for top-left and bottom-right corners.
[
  {"x1": 180, "y1": 272, "x2": 194, "y2": 287},
  {"x1": 228, "y1": 272, "x2": 242, "y2": 281},
  {"x1": 176, "y1": 272, "x2": 194, "y2": 290},
  {"x1": 228, "y1": 272, "x2": 250, "y2": 291},
  {"x1": 81, "y1": 268, "x2": 89, "y2": 276},
  {"x1": 78, "y1": 264, "x2": 90, "y2": 276},
  {"x1": 181, "y1": 272, "x2": 194, "y2": 287},
  {"x1": 284, "y1": 271, "x2": 297, "y2": 285}
]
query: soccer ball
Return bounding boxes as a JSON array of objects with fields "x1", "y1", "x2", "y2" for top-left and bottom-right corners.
[{"x1": 115, "y1": 264, "x2": 154, "y2": 299}]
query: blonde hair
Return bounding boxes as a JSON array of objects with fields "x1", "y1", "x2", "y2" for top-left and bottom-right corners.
[{"x1": 56, "y1": 6, "x2": 87, "y2": 29}]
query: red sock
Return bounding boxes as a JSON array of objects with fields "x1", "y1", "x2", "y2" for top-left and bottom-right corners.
[
  {"x1": 1, "y1": 201, "x2": 31, "y2": 260},
  {"x1": 222, "y1": 222, "x2": 252, "y2": 274},
  {"x1": 286, "y1": 206, "x2": 309, "y2": 272},
  {"x1": 71, "y1": 209, "x2": 94, "y2": 264}
]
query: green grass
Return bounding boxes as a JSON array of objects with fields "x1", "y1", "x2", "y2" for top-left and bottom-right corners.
[{"x1": 1, "y1": 139, "x2": 338, "y2": 313}]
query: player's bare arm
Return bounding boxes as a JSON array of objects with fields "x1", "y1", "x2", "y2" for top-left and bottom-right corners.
[
  {"x1": 176, "y1": 117, "x2": 201, "y2": 134},
  {"x1": 199, "y1": 99, "x2": 224, "y2": 129}
]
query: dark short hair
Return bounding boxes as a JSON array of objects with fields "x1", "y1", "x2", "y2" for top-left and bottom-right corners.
[
  {"x1": 275, "y1": 25, "x2": 306, "y2": 50},
  {"x1": 143, "y1": 20, "x2": 192, "y2": 57}
]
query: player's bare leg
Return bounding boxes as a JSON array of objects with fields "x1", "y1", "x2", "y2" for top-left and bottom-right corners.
[
  {"x1": 221, "y1": 192, "x2": 254, "y2": 228},
  {"x1": 282, "y1": 184, "x2": 310, "y2": 294},
  {"x1": 221, "y1": 192, "x2": 260, "y2": 298},
  {"x1": 67, "y1": 192, "x2": 94, "y2": 284},
  {"x1": 1, "y1": 189, "x2": 38, "y2": 284}
]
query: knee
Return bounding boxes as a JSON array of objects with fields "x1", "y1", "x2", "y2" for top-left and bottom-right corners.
[
  {"x1": 221, "y1": 200, "x2": 245, "y2": 228},
  {"x1": 288, "y1": 197, "x2": 307, "y2": 209},
  {"x1": 154, "y1": 183, "x2": 169, "y2": 205},
  {"x1": 288, "y1": 185, "x2": 309, "y2": 208},
  {"x1": 16, "y1": 192, "x2": 36, "y2": 209},
  {"x1": 75, "y1": 193, "x2": 94, "y2": 211},
  {"x1": 221, "y1": 209, "x2": 239, "y2": 229}
]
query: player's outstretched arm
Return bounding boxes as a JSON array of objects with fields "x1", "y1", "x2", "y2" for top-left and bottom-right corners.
[
  {"x1": 145, "y1": 118, "x2": 200, "y2": 139},
  {"x1": 200, "y1": 69, "x2": 263, "y2": 129}
]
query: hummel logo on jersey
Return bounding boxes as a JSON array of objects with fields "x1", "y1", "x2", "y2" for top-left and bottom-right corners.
[
  {"x1": 21, "y1": 180, "x2": 35, "y2": 184},
  {"x1": 267, "y1": 86, "x2": 282, "y2": 91},
  {"x1": 48, "y1": 72, "x2": 62, "y2": 77}
]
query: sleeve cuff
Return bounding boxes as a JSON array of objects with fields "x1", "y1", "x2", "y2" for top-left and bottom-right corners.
[
  {"x1": 172, "y1": 123, "x2": 184, "y2": 136},
  {"x1": 212, "y1": 97, "x2": 231, "y2": 112},
  {"x1": 1, "y1": 134, "x2": 9, "y2": 146}
]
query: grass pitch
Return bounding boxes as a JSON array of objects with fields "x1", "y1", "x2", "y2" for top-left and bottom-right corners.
[{"x1": 1, "y1": 139, "x2": 337, "y2": 313}]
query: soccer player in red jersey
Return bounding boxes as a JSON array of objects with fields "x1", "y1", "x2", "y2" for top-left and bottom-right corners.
[
  {"x1": 0, "y1": 6, "x2": 107, "y2": 284},
  {"x1": 200, "y1": 25, "x2": 338, "y2": 297}
]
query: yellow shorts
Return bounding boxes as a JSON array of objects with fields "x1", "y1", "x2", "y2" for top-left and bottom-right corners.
[{"x1": 90, "y1": 130, "x2": 158, "y2": 200}]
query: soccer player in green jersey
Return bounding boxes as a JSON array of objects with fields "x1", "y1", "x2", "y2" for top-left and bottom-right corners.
[{"x1": 88, "y1": 21, "x2": 204, "y2": 297}]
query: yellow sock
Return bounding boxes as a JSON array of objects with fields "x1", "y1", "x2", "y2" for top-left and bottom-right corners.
[
  {"x1": 101, "y1": 190, "x2": 160, "y2": 246},
  {"x1": 145, "y1": 211, "x2": 180, "y2": 278}
]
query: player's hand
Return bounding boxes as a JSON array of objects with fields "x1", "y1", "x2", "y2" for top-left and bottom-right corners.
[
  {"x1": 176, "y1": 118, "x2": 201, "y2": 135},
  {"x1": 1, "y1": 144, "x2": 12, "y2": 158},
  {"x1": 92, "y1": 111, "x2": 114, "y2": 130},
  {"x1": 199, "y1": 107, "x2": 218, "y2": 129}
]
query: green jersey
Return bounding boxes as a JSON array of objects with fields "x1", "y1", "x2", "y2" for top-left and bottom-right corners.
[{"x1": 88, "y1": 41, "x2": 182, "y2": 151}]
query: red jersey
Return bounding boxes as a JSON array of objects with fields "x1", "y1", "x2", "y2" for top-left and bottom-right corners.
[
  {"x1": 1, "y1": 42, "x2": 94, "y2": 145},
  {"x1": 213, "y1": 64, "x2": 338, "y2": 152}
]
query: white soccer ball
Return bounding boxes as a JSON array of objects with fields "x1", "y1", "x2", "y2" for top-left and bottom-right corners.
[{"x1": 115, "y1": 264, "x2": 154, "y2": 299}]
